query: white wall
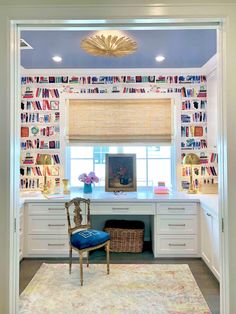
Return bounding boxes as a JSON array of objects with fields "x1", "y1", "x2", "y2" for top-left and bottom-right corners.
[
  {"x1": 21, "y1": 68, "x2": 208, "y2": 193},
  {"x1": 0, "y1": 2, "x2": 236, "y2": 314}
]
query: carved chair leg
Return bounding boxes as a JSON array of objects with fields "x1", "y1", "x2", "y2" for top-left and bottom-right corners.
[
  {"x1": 69, "y1": 246, "x2": 72, "y2": 274},
  {"x1": 87, "y1": 251, "x2": 89, "y2": 267},
  {"x1": 106, "y1": 241, "x2": 110, "y2": 275},
  {"x1": 79, "y1": 253, "x2": 83, "y2": 286}
]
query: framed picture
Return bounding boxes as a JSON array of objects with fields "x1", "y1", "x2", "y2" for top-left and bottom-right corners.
[{"x1": 105, "y1": 153, "x2": 136, "y2": 192}]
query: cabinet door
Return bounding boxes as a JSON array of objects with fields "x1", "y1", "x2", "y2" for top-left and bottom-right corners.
[
  {"x1": 201, "y1": 208, "x2": 212, "y2": 267},
  {"x1": 212, "y1": 216, "x2": 220, "y2": 280}
]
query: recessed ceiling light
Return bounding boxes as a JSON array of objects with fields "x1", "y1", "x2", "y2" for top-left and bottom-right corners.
[
  {"x1": 155, "y1": 55, "x2": 165, "y2": 62},
  {"x1": 52, "y1": 56, "x2": 62, "y2": 62}
]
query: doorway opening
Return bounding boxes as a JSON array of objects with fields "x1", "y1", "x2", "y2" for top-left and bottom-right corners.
[{"x1": 12, "y1": 20, "x2": 223, "y2": 314}]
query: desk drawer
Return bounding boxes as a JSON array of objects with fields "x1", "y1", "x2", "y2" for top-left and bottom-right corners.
[
  {"x1": 157, "y1": 203, "x2": 197, "y2": 215},
  {"x1": 156, "y1": 215, "x2": 197, "y2": 235},
  {"x1": 28, "y1": 216, "x2": 68, "y2": 235},
  {"x1": 91, "y1": 202, "x2": 155, "y2": 215},
  {"x1": 28, "y1": 203, "x2": 66, "y2": 215},
  {"x1": 26, "y1": 235, "x2": 69, "y2": 256},
  {"x1": 156, "y1": 235, "x2": 198, "y2": 255}
]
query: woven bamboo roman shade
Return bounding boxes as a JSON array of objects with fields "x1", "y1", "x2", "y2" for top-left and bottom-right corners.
[{"x1": 67, "y1": 99, "x2": 172, "y2": 143}]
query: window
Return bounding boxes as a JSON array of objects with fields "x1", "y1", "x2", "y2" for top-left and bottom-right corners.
[{"x1": 69, "y1": 145, "x2": 172, "y2": 188}]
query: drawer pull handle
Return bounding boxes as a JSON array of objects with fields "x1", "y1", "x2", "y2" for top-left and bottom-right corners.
[
  {"x1": 168, "y1": 243, "x2": 186, "y2": 247},
  {"x1": 168, "y1": 224, "x2": 186, "y2": 227},
  {"x1": 206, "y1": 213, "x2": 212, "y2": 217},
  {"x1": 112, "y1": 207, "x2": 129, "y2": 210},
  {"x1": 48, "y1": 208, "x2": 64, "y2": 211},
  {"x1": 167, "y1": 207, "x2": 185, "y2": 210},
  {"x1": 48, "y1": 224, "x2": 66, "y2": 227},
  {"x1": 48, "y1": 243, "x2": 65, "y2": 246}
]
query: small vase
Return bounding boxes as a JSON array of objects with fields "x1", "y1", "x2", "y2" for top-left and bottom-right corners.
[{"x1": 83, "y1": 183, "x2": 92, "y2": 194}]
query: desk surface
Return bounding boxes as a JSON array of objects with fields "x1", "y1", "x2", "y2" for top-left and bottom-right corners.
[{"x1": 20, "y1": 188, "x2": 219, "y2": 216}]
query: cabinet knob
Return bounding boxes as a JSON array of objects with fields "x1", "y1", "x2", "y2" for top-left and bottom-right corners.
[
  {"x1": 112, "y1": 207, "x2": 129, "y2": 210},
  {"x1": 48, "y1": 224, "x2": 65, "y2": 227},
  {"x1": 167, "y1": 207, "x2": 185, "y2": 211},
  {"x1": 168, "y1": 224, "x2": 186, "y2": 227},
  {"x1": 169, "y1": 243, "x2": 186, "y2": 247},
  {"x1": 48, "y1": 243, "x2": 65, "y2": 246}
]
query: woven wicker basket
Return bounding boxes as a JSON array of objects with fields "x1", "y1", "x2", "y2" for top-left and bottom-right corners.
[
  {"x1": 104, "y1": 227, "x2": 144, "y2": 252},
  {"x1": 104, "y1": 219, "x2": 144, "y2": 253}
]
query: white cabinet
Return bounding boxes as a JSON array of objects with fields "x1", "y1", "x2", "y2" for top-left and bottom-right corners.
[
  {"x1": 201, "y1": 209, "x2": 212, "y2": 266},
  {"x1": 25, "y1": 202, "x2": 69, "y2": 257},
  {"x1": 201, "y1": 207, "x2": 220, "y2": 280},
  {"x1": 153, "y1": 202, "x2": 199, "y2": 257},
  {"x1": 24, "y1": 200, "x2": 200, "y2": 259}
]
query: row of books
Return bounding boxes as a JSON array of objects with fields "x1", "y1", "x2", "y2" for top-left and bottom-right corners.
[
  {"x1": 201, "y1": 166, "x2": 218, "y2": 176},
  {"x1": 20, "y1": 139, "x2": 60, "y2": 150},
  {"x1": 35, "y1": 153, "x2": 60, "y2": 164},
  {"x1": 61, "y1": 84, "x2": 208, "y2": 96},
  {"x1": 21, "y1": 100, "x2": 60, "y2": 111},
  {"x1": 35, "y1": 88, "x2": 60, "y2": 98},
  {"x1": 21, "y1": 112, "x2": 60, "y2": 124},
  {"x1": 181, "y1": 86, "x2": 207, "y2": 98},
  {"x1": 192, "y1": 112, "x2": 207, "y2": 122},
  {"x1": 22, "y1": 88, "x2": 60, "y2": 99},
  {"x1": 210, "y1": 153, "x2": 218, "y2": 163},
  {"x1": 123, "y1": 87, "x2": 146, "y2": 93},
  {"x1": 181, "y1": 138, "x2": 207, "y2": 149},
  {"x1": 20, "y1": 126, "x2": 60, "y2": 137},
  {"x1": 181, "y1": 112, "x2": 207, "y2": 123},
  {"x1": 182, "y1": 100, "x2": 207, "y2": 110},
  {"x1": 21, "y1": 113, "x2": 40, "y2": 123},
  {"x1": 20, "y1": 165, "x2": 60, "y2": 176},
  {"x1": 182, "y1": 165, "x2": 217, "y2": 176},
  {"x1": 181, "y1": 126, "x2": 206, "y2": 137},
  {"x1": 181, "y1": 179, "x2": 200, "y2": 190},
  {"x1": 80, "y1": 87, "x2": 108, "y2": 94},
  {"x1": 39, "y1": 126, "x2": 60, "y2": 137},
  {"x1": 21, "y1": 75, "x2": 207, "y2": 85},
  {"x1": 20, "y1": 166, "x2": 42, "y2": 176},
  {"x1": 20, "y1": 178, "x2": 41, "y2": 190},
  {"x1": 20, "y1": 177, "x2": 60, "y2": 190},
  {"x1": 63, "y1": 86, "x2": 181, "y2": 94}
]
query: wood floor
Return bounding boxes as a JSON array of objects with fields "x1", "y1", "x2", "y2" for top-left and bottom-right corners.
[{"x1": 20, "y1": 245, "x2": 220, "y2": 314}]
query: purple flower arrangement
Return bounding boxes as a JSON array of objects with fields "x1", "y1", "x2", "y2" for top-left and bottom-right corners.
[{"x1": 78, "y1": 172, "x2": 99, "y2": 185}]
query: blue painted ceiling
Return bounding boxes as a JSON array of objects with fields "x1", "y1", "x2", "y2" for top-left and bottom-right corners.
[{"x1": 21, "y1": 29, "x2": 216, "y2": 69}]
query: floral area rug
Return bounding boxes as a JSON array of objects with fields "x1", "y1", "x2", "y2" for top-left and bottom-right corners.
[{"x1": 19, "y1": 263, "x2": 211, "y2": 314}]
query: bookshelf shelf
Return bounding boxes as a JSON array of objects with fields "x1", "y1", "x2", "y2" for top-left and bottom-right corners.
[{"x1": 20, "y1": 84, "x2": 62, "y2": 192}]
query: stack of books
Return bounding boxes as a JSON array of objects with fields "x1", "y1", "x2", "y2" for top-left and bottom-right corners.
[{"x1": 153, "y1": 182, "x2": 169, "y2": 194}]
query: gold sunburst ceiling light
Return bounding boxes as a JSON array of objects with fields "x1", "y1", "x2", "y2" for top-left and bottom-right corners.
[{"x1": 80, "y1": 34, "x2": 137, "y2": 57}]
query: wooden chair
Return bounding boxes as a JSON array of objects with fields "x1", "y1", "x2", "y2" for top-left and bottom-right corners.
[{"x1": 65, "y1": 197, "x2": 110, "y2": 286}]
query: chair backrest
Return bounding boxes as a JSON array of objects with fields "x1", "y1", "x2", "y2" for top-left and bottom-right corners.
[{"x1": 65, "y1": 197, "x2": 91, "y2": 236}]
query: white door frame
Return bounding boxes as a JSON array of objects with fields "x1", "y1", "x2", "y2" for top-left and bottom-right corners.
[{"x1": 10, "y1": 18, "x2": 226, "y2": 314}]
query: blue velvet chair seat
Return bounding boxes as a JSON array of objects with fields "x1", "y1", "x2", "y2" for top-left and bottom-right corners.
[{"x1": 70, "y1": 229, "x2": 110, "y2": 250}]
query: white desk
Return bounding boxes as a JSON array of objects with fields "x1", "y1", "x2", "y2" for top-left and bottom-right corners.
[{"x1": 20, "y1": 190, "x2": 218, "y2": 260}]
